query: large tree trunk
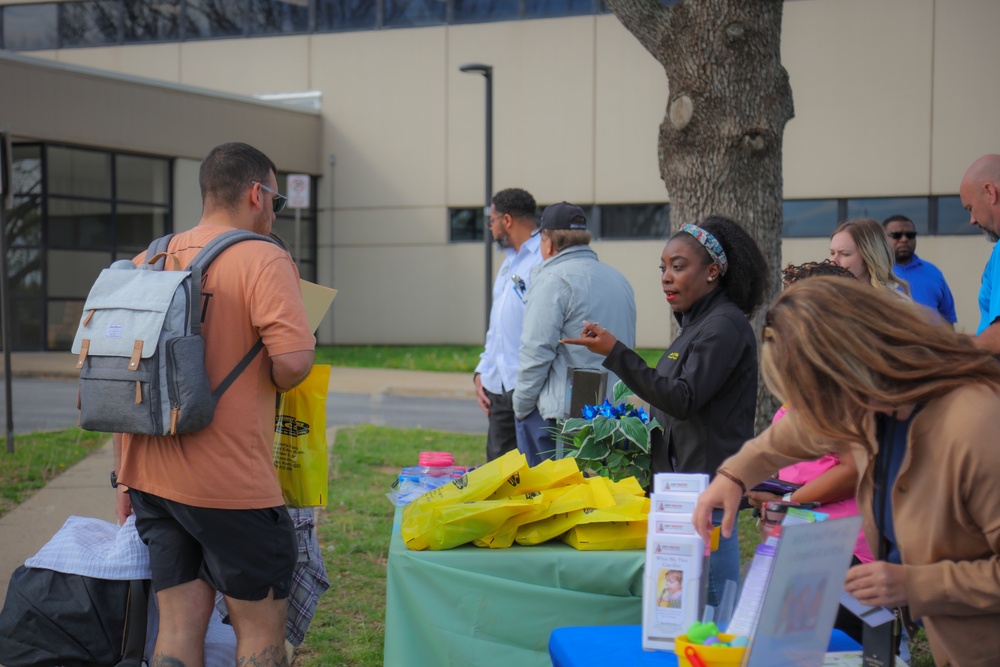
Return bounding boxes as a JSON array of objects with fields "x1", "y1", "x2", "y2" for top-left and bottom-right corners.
[{"x1": 606, "y1": 0, "x2": 793, "y2": 433}]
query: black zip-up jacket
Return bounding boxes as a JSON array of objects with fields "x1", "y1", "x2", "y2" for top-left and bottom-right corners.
[{"x1": 602, "y1": 288, "x2": 758, "y2": 479}]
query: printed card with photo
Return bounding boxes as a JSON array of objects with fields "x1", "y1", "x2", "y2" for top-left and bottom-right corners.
[{"x1": 642, "y1": 533, "x2": 705, "y2": 651}]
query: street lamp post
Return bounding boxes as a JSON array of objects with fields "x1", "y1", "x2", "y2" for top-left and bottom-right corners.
[{"x1": 459, "y1": 63, "x2": 493, "y2": 336}]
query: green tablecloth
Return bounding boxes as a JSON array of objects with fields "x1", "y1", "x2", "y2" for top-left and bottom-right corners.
[{"x1": 383, "y1": 509, "x2": 644, "y2": 667}]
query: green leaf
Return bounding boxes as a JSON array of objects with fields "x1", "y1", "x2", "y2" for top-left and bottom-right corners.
[
  {"x1": 618, "y1": 416, "x2": 650, "y2": 453},
  {"x1": 559, "y1": 417, "x2": 591, "y2": 434},
  {"x1": 612, "y1": 380, "x2": 635, "y2": 403},
  {"x1": 591, "y1": 415, "x2": 618, "y2": 443},
  {"x1": 606, "y1": 451, "x2": 626, "y2": 469},
  {"x1": 572, "y1": 426, "x2": 593, "y2": 449},
  {"x1": 576, "y1": 437, "x2": 611, "y2": 460}
]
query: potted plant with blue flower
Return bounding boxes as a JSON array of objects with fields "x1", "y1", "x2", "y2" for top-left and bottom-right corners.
[{"x1": 555, "y1": 381, "x2": 662, "y2": 489}]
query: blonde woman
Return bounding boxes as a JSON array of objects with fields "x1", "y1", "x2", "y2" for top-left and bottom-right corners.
[
  {"x1": 693, "y1": 277, "x2": 1000, "y2": 667},
  {"x1": 829, "y1": 217, "x2": 910, "y2": 296}
]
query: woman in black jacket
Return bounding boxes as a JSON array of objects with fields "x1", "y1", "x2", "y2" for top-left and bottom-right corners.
[{"x1": 562, "y1": 215, "x2": 768, "y2": 606}]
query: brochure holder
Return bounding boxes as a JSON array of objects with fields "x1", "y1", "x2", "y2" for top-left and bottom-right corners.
[{"x1": 738, "y1": 516, "x2": 862, "y2": 667}]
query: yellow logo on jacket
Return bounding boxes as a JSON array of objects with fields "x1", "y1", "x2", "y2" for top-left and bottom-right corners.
[{"x1": 667, "y1": 352, "x2": 679, "y2": 360}]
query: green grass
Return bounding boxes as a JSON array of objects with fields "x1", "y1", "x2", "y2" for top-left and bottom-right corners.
[
  {"x1": 0, "y1": 428, "x2": 107, "y2": 518},
  {"x1": 314, "y1": 345, "x2": 666, "y2": 373},
  {"x1": 296, "y1": 425, "x2": 487, "y2": 667}
]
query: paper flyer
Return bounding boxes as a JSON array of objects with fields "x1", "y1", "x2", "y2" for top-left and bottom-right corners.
[
  {"x1": 650, "y1": 491, "x2": 698, "y2": 515},
  {"x1": 300, "y1": 279, "x2": 337, "y2": 333},
  {"x1": 744, "y1": 516, "x2": 862, "y2": 667},
  {"x1": 652, "y1": 472, "x2": 708, "y2": 494}
]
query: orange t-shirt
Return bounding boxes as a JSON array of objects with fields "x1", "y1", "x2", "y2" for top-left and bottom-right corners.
[{"x1": 119, "y1": 225, "x2": 316, "y2": 509}]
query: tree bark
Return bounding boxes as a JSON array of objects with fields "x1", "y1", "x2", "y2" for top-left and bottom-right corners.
[{"x1": 606, "y1": 0, "x2": 793, "y2": 433}]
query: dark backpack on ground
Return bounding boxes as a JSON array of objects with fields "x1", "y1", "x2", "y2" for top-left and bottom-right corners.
[
  {"x1": 0, "y1": 565, "x2": 148, "y2": 667},
  {"x1": 70, "y1": 230, "x2": 279, "y2": 436}
]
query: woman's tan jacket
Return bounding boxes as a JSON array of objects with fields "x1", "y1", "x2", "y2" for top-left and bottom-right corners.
[{"x1": 723, "y1": 384, "x2": 1000, "y2": 667}]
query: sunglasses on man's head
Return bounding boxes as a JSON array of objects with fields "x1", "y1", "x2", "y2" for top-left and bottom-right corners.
[
  {"x1": 888, "y1": 231, "x2": 916, "y2": 240},
  {"x1": 250, "y1": 180, "x2": 288, "y2": 214}
]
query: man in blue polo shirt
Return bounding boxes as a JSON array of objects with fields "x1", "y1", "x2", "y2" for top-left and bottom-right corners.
[
  {"x1": 883, "y1": 214, "x2": 956, "y2": 326},
  {"x1": 961, "y1": 154, "x2": 1000, "y2": 352}
]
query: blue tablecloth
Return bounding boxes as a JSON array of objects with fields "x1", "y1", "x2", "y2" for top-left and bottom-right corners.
[{"x1": 548, "y1": 625, "x2": 863, "y2": 666}]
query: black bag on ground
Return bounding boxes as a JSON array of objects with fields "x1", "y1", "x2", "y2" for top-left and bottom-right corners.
[{"x1": 0, "y1": 565, "x2": 148, "y2": 667}]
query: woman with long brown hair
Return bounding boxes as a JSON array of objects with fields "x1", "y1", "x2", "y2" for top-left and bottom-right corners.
[{"x1": 693, "y1": 276, "x2": 1000, "y2": 666}]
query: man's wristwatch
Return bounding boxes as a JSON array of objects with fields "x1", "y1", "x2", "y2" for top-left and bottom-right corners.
[{"x1": 110, "y1": 470, "x2": 119, "y2": 489}]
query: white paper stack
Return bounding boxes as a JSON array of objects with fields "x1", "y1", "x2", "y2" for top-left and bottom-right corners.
[{"x1": 641, "y1": 472, "x2": 708, "y2": 651}]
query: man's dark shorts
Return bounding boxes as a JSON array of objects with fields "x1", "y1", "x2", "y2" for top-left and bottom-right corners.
[{"x1": 130, "y1": 489, "x2": 297, "y2": 601}]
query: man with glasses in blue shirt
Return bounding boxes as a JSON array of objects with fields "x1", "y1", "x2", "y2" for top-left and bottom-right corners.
[
  {"x1": 883, "y1": 214, "x2": 956, "y2": 327},
  {"x1": 474, "y1": 188, "x2": 543, "y2": 462}
]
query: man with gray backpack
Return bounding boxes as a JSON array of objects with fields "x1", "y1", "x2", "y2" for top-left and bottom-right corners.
[{"x1": 108, "y1": 142, "x2": 315, "y2": 667}]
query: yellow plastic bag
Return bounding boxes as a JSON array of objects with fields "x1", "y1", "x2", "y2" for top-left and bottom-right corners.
[
  {"x1": 272, "y1": 365, "x2": 330, "y2": 508},
  {"x1": 406, "y1": 497, "x2": 543, "y2": 551},
  {"x1": 560, "y1": 492, "x2": 650, "y2": 550},
  {"x1": 562, "y1": 520, "x2": 648, "y2": 550},
  {"x1": 401, "y1": 450, "x2": 528, "y2": 549},
  {"x1": 488, "y1": 457, "x2": 584, "y2": 498},
  {"x1": 514, "y1": 477, "x2": 618, "y2": 546}
]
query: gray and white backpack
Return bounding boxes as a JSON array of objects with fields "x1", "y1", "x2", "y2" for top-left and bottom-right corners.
[{"x1": 71, "y1": 230, "x2": 280, "y2": 436}]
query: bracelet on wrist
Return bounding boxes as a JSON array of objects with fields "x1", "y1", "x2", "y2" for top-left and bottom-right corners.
[{"x1": 716, "y1": 468, "x2": 747, "y2": 495}]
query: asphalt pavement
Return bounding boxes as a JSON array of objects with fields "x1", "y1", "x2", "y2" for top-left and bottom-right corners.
[
  {"x1": 0, "y1": 354, "x2": 483, "y2": 602},
  {"x1": 0, "y1": 355, "x2": 484, "y2": 435}
]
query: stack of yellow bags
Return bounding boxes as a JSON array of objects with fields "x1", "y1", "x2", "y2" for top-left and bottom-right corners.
[{"x1": 400, "y1": 449, "x2": 649, "y2": 551}]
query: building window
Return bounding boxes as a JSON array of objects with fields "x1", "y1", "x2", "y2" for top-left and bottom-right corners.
[
  {"x1": 597, "y1": 203, "x2": 669, "y2": 240},
  {"x1": 315, "y1": 0, "x2": 376, "y2": 31},
  {"x1": 123, "y1": 0, "x2": 181, "y2": 43},
  {"x1": 524, "y1": 0, "x2": 593, "y2": 19},
  {"x1": 846, "y1": 197, "x2": 929, "y2": 234},
  {"x1": 781, "y1": 199, "x2": 838, "y2": 238},
  {"x1": 60, "y1": 0, "x2": 122, "y2": 47},
  {"x1": 2, "y1": 4, "x2": 58, "y2": 50},
  {"x1": 184, "y1": 0, "x2": 246, "y2": 39},
  {"x1": 449, "y1": 207, "x2": 484, "y2": 243},
  {"x1": 383, "y1": 0, "x2": 446, "y2": 27},
  {"x1": 271, "y1": 172, "x2": 318, "y2": 282},
  {"x1": 2, "y1": 143, "x2": 173, "y2": 351},
  {"x1": 936, "y1": 195, "x2": 978, "y2": 236},
  {"x1": 452, "y1": 0, "x2": 518, "y2": 24},
  {"x1": 248, "y1": 0, "x2": 310, "y2": 35}
]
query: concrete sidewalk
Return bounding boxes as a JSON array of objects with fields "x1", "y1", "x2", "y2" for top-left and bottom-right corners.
[
  {"x1": 0, "y1": 352, "x2": 477, "y2": 399},
  {"x1": 0, "y1": 356, "x2": 474, "y2": 602}
]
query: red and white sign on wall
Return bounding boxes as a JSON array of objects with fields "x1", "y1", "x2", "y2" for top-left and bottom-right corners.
[{"x1": 286, "y1": 174, "x2": 310, "y2": 209}]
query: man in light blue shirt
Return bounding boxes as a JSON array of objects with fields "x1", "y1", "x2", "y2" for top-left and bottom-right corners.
[
  {"x1": 474, "y1": 188, "x2": 543, "y2": 461},
  {"x1": 960, "y1": 155, "x2": 1000, "y2": 350},
  {"x1": 882, "y1": 215, "x2": 956, "y2": 326}
]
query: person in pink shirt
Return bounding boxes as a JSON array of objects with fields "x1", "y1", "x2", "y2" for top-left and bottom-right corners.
[{"x1": 746, "y1": 261, "x2": 873, "y2": 564}]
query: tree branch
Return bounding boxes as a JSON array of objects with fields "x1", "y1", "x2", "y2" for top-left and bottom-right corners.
[{"x1": 605, "y1": 0, "x2": 674, "y2": 69}]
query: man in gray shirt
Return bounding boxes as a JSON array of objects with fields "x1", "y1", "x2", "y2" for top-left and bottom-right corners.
[{"x1": 513, "y1": 202, "x2": 636, "y2": 466}]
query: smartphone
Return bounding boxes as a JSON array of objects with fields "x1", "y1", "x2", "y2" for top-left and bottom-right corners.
[{"x1": 761, "y1": 499, "x2": 821, "y2": 525}]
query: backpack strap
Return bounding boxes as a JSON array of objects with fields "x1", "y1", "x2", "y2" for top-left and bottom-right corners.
[
  {"x1": 211, "y1": 338, "x2": 265, "y2": 403},
  {"x1": 142, "y1": 234, "x2": 174, "y2": 271},
  {"x1": 187, "y1": 229, "x2": 281, "y2": 271},
  {"x1": 186, "y1": 230, "x2": 282, "y2": 402},
  {"x1": 115, "y1": 579, "x2": 149, "y2": 667}
]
